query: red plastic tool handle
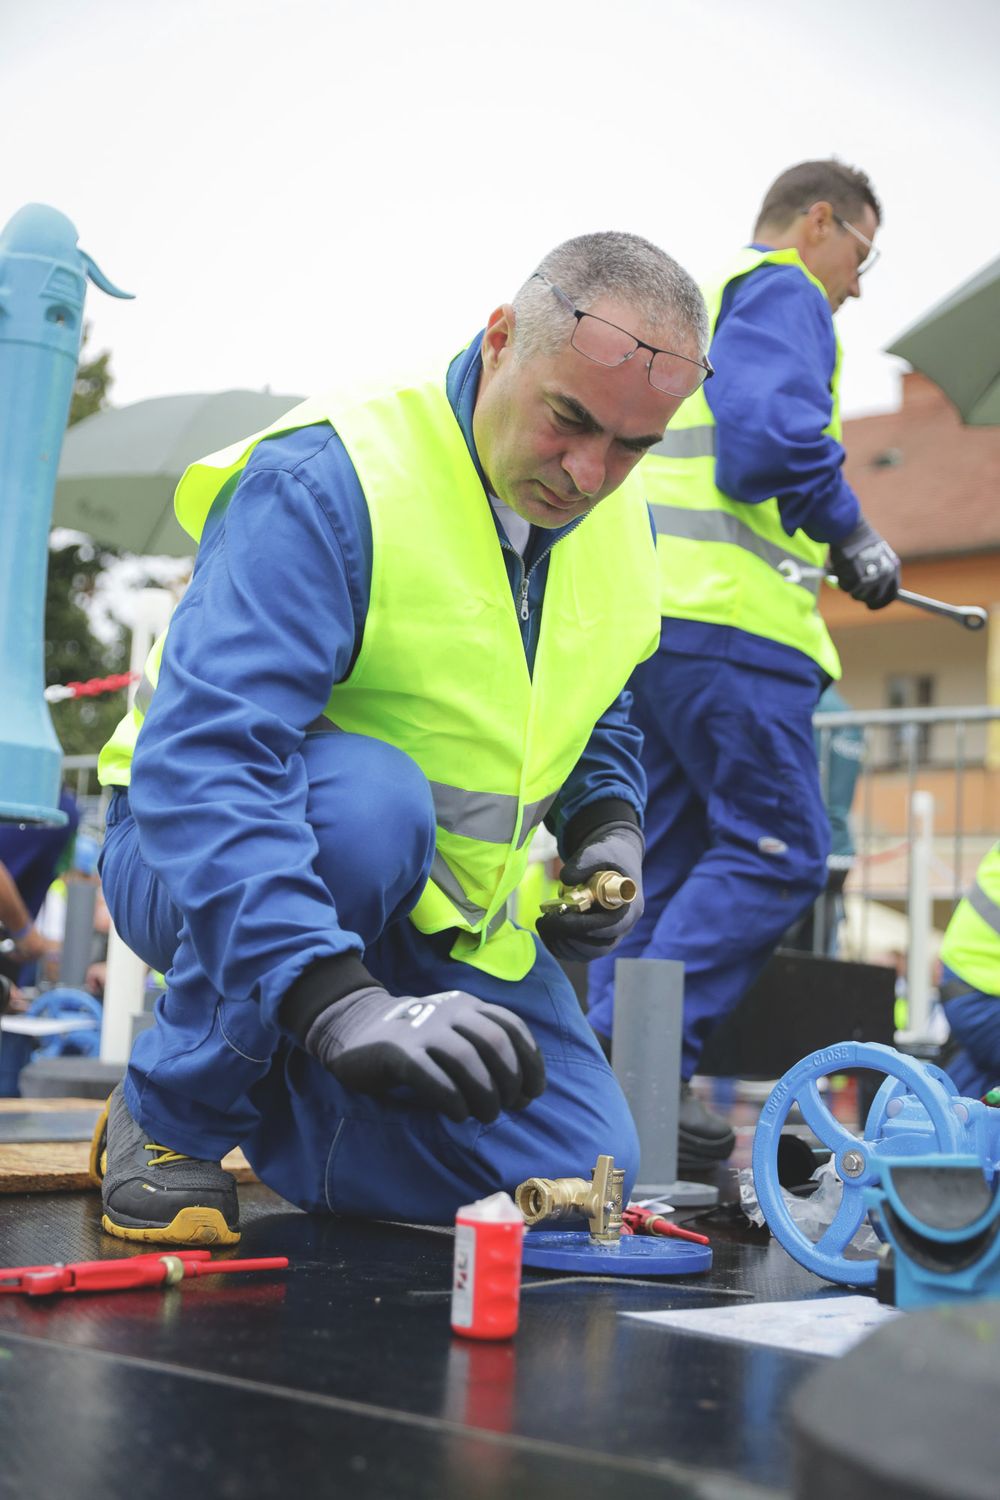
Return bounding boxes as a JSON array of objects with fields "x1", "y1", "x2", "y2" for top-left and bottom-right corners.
[
  {"x1": 29, "y1": 1259, "x2": 172, "y2": 1294},
  {"x1": 622, "y1": 1206, "x2": 710, "y2": 1246},
  {"x1": 0, "y1": 1249, "x2": 289, "y2": 1296}
]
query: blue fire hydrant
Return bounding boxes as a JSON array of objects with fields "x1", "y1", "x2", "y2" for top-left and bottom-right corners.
[{"x1": 0, "y1": 203, "x2": 132, "y2": 823}]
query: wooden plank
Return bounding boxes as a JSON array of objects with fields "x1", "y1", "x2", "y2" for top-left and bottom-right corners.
[
  {"x1": 0, "y1": 1096, "x2": 256, "y2": 1193},
  {"x1": 0, "y1": 1097, "x2": 102, "y2": 1113}
]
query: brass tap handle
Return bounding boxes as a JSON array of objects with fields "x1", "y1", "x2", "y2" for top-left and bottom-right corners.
[
  {"x1": 539, "y1": 870, "x2": 638, "y2": 917},
  {"x1": 588, "y1": 1154, "x2": 626, "y2": 1243}
]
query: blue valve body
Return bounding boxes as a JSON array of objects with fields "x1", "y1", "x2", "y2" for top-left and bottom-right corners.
[{"x1": 865, "y1": 1155, "x2": 1000, "y2": 1308}]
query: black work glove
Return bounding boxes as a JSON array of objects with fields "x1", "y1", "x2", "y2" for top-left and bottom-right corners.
[
  {"x1": 536, "y1": 820, "x2": 644, "y2": 964},
  {"x1": 829, "y1": 518, "x2": 900, "y2": 610},
  {"x1": 305, "y1": 985, "x2": 546, "y2": 1124}
]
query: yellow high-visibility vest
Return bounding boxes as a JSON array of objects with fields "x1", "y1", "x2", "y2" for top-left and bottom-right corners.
[
  {"x1": 941, "y1": 843, "x2": 1000, "y2": 997},
  {"x1": 100, "y1": 372, "x2": 661, "y2": 981},
  {"x1": 642, "y1": 247, "x2": 842, "y2": 678}
]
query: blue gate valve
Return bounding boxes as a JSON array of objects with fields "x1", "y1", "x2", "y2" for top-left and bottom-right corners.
[{"x1": 751, "y1": 1041, "x2": 1000, "y2": 1286}]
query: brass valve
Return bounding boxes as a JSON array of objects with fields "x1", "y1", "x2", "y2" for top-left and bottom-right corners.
[
  {"x1": 514, "y1": 1154, "x2": 626, "y2": 1243},
  {"x1": 539, "y1": 870, "x2": 637, "y2": 917}
]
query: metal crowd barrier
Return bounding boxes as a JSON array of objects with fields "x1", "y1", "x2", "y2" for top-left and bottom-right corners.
[
  {"x1": 814, "y1": 704, "x2": 1000, "y2": 1037},
  {"x1": 55, "y1": 706, "x2": 1000, "y2": 1048}
]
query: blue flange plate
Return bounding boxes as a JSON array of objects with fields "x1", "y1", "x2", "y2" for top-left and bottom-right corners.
[{"x1": 522, "y1": 1231, "x2": 712, "y2": 1276}]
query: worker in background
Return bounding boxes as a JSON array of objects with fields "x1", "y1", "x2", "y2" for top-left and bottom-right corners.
[
  {"x1": 0, "y1": 788, "x2": 79, "y2": 988},
  {"x1": 93, "y1": 232, "x2": 710, "y2": 1246},
  {"x1": 586, "y1": 161, "x2": 901, "y2": 1173},
  {"x1": 938, "y1": 841, "x2": 1000, "y2": 1098}
]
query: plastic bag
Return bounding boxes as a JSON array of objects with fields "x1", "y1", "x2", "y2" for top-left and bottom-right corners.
[{"x1": 740, "y1": 1158, "x2": 880, "y2": 1255}]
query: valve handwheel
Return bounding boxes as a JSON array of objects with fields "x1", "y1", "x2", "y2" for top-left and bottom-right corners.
[{"x1": 752, "y1": 1042, "x2": 964, "y2": 1286}]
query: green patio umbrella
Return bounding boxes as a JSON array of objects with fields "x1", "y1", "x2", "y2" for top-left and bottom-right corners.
[
  {"x1": 887, "y1": 254, "x2": 1000, "y2": 426},
  {"x1": 53, "y1": 389, "x2": 303, "y2": 555}
]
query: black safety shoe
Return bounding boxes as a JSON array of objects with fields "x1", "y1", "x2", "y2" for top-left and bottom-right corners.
[
  {"x1": 90, "y1": 1084, "x2": 240, "y2": 1246},
  {"x1": 677, "y1": 1081, "x2": 736, "y2": 1175}
]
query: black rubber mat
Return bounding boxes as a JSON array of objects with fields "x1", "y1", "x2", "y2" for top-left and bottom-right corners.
[{"x1": 0, "y1": 1180, "x2": 842, "y2": 1498}]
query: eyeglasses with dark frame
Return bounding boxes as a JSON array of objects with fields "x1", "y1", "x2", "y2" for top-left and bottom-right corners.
[
  {"x1": 833, "y1": 214, "x2": 881, "y2": 276},
  {"x1": 532, "y1": 274, "x2": 713, "y2": 398}
]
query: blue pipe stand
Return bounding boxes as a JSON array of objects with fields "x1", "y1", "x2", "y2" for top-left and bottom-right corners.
[
  {"x1": 521, "y1": 1232, "x2": 712, "y2": 1276},
  {"x1": 0, "y1": 203, "x2": 131, "y2": 823}
]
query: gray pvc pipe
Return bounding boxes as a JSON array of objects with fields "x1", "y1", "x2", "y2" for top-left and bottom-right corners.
[{"x1": 611, "y1": 957, "x2": 684, "y2": 1195}]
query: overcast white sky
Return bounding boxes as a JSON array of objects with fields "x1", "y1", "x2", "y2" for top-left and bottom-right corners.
[{"x1": 3, "y1": 0, "x2": 999, "y2": 421}]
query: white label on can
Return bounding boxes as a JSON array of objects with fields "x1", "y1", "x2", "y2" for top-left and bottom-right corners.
[{"x1": 451, "y1": 1222, "x2": 476, "y2": 1328}]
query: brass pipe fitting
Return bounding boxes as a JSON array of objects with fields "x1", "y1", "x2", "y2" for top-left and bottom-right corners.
[
  {"x1": 539, "y1": 870, "x2": 637, "y2": 917},
  {"x1": 516, "y1": 1175, "x2": 591, "y2": 1225},
  {"x1": 587, "y1": 871, "x2": 637, "y2": 909},
  {"x1": 515, "y1": 1154, "x2": 626, "y2": 1243}
]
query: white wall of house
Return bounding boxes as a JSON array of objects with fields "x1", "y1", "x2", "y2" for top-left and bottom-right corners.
[{"x1": 832, "y1": 615, "x2": 989, "y2": 765}]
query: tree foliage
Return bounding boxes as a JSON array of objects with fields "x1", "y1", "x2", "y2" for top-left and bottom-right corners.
[
  {"x1": 70, "y1": 330, "x2": 114, "y2": 426},
  {"x1": 46, "y1": 328, "x2": 130, "y2": 757}
]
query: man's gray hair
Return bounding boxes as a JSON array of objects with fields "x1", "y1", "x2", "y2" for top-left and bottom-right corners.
[{"x1": 511, "y1": 232, "x2": 709, "y2": 363}]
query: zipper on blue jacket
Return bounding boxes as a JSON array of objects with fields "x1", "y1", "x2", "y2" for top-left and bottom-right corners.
[{"x1": 502, "y1": 515, "x2": 586, "y2": 636}]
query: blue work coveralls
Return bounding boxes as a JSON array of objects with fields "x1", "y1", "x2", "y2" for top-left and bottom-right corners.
[
  {"x1": 939, "y1": 976, "x2": 1000, "y2": 1100},
  {"x1": 587, "y1": 257, "x2": 863, "y2": 1077},
  {"x1": 100, "y1": 338, "x2": 646, "y2": 1221}
]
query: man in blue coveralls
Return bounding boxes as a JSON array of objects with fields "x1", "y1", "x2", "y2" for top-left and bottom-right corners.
[
  {"x1": 938, "y1": 842, "x2": 1000, "y2": 1100},
  {"x1": 586, "y1": 161, "x2": 901, "y2": 1172},
  {"x1": 92, "y1": 232, "x2": 711, "y2": 1245}
]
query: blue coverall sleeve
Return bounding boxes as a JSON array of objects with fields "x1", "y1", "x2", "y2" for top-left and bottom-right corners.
[
  {"x1": 546, "y1": 689, "x2": 647, "y2": 853},
  {"x1": 129, "y1": 449, "x2": 366, "y2": 1029},
  {"x1": 708, "y1": 267, "x2": 862, "y2": 545}
]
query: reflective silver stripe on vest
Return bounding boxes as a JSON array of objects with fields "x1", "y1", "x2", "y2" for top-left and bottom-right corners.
[
  {"x1": 967, "y1": 880, "x2": 1000, "y2": 938},
  {"x1": 485, "y1": 901, "x2": 509, "y2": 937},
  {"x1": 518, "y1": 793, "x2": 556, "y2": 849},
  {"x1": 428, "y1": 853, "x2": 507, "y2": 936},
  {"x1": 135, "y1": 673, "x2": 155, "y2": 715},
  {"x1": 306, "y1": 718, "x2": 548, "y2": 849},
  {"x1": 429, "y1": 852, "x2": 488, "y2": 924},
  {"x1": 279, "y1": 713, "x2": 522, "y2": 934},
  {"x1": 430, "y1": 782, "x2": 518, "y2": 845},
  {"x1": 651, "y1": 505, "x2": 821, "y2": 595},
  {"x1": 649, "y1": 426, "x2": 716, "y2": 460}
]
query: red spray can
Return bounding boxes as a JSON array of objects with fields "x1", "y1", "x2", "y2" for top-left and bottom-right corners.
[{"x1": 450, "y1": 1190, "x2": 524, "y2": 1340}]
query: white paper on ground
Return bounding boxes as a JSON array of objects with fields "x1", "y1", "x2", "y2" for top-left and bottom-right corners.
[
  {"x1": 623, "y1": 1295, "x2": 900, "y2": 1358},
  {"x1": 0, "y1": 1015, "x2": 99, "y2": 1036}
]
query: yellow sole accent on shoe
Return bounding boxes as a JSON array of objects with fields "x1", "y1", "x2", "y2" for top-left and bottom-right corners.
[
  {"x1": 88, "y1": 1097, "x2": 111, "y2": 1187},
  {"x1": 100, "y1": 1207, "x2": 241, "y2": 1247}
]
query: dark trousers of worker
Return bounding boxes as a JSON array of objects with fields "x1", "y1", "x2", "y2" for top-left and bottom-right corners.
[
  {"x1": 939, "y1": 964, "x2": 1000, "y2": 1099},
  {"x1": 586, "y1": 646, "x2": 829, "y2": 1079},
  {"x1": 100, "y1": 732, "x2": 637, "y2": 1222}
]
